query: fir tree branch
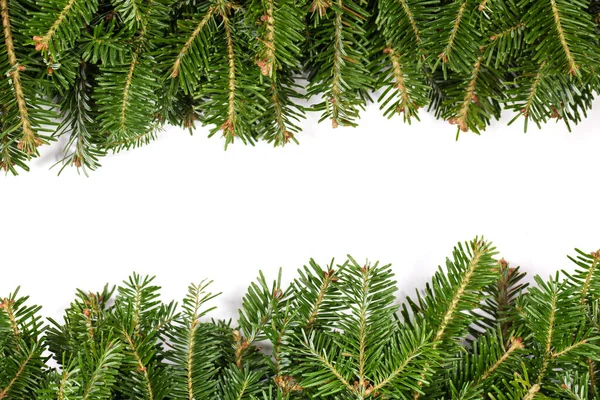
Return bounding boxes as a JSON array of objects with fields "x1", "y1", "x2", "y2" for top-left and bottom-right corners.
[
  {"x1": 480, "y1": 337, "x2": 524, "y2": 381},
  {"x1": 439, "y1": 0, "x2": 469, "y2": 66},
  {"x1": 105, "y1": 125, "x2": 160, "y2": 151},
  {"x1": 580, "y1": 252, "x2": 599, "y2": 303},
  {"x1": 0, "y1": 298, "x2": 19, "y2": 338},
  {"x1": 549, "y1": 0, "x2": 578, "y2": 76},
  {"x1": 257, "y1": 0, "x2": 276, "y2": 78},
  {"x1": 222, "y1": 14, "x2": 237, "y2": 142},
  {"x1": 170, "y1": 7, "x2": 214, "y2": 79},
  {"x1": 330, "y1": 0, "x2": 344, "y2": 129},
  {"x1": 57, "y1": 369, "x2": 69, "y2": 400},
  {"x1": 522, "y1": 384, "x2": 540, "y2": 400},
  {"x1": 32, "y1": 0, "x2": 94, "y2": 55},
  {"x1": 453, "y1": 57, "x2": 482, "y2": 133},
  {"x1": 434, "y1": 241, "x2": 486, "y2": 342},
  {"x1": 122, "y1": 330, "x2": 155, "y2": 400},
  {"x1": 121, "y1": 51, "x2": 140, "y2": 134},
  {"x1": 371, "y1": 341, "x2": 428, "y2": 393},
  {"x1": 357, "y1": 267, "x2": 368, "y2": 389},
  {"x1": 398, "y1": 0, "x2": 421, "y2": 44},
  {"x1": 538, "y1": 284, "x2": 557, "y2": 381},
  {"x1": 0, "y1": 347, "x2": 34, "y2": 399},
  {"x1": 269, "y1": 79, "x2": 292, "y2": 144},
  {"x1": 300, "y1": 338, "x2": 354, "y2": 392},
  {"x1": 0, "y1": 0, "x2": 40, "y2": 154},
  {"x1": 589, "y1": 358, "x2": 597, "y2": 397},
  {"x1": 384, "y1": 47, "x2": 413, "y2": 119},
  {"x1": 552, "y1": 338, "x2": 588, "y2": 359},
  {"x1": 37, "y1": 0, "x2": 77, "y2": 46},
  {"x1": 521, "y1": 61, "x2": 546, "y2": 120},
  {"x1": 489, "y1": 22, "x2": 525, "y2": 42},
  {"x1": 82, "y1": 340, "x2": 122, "y2": 400},
  {"x1": 305, "y1": 269, "x2": 336, "y2": 329}
]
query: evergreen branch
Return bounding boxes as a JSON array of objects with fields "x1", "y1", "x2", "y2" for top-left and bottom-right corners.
[
  {"x1": 398, "y1": 0, "x2": 421, "y2": 44},
  {"x1": 489, "y1": 22, "x2": 525, "y2": 42},
  {"x1": 122, "y1": 330, "x2": 155, "y2": 400},
  {"x1": 434, "y1": 240, "x2": 486, "y2": 342},
  {"x1": 522, "y1": 384, "x2": 540, "y2": 400},
  {"x1": 57, "y1": 369, "x2": 70, "y2": 400},
  {"x1": 55, "y1": 60, "x2": 104, "y2": 174},
  {"x1": 356, "y1": 267, "x2": 368, "y2": 388},
  {"x1": 105, "y1": 124, "x2": 160, "y2": 152},
  {"x1": 222, "y1": 14, "x2": 237, "y2": 143},
  {"x1": 539, "y1": 281, "x2": 557, "y2": 381},
  {"x1": 523, "y1": 65, "x2": 543, "y2": 118},
  {"x1": 268, "y1": 79, "x2": 293, "y2": 144},
  {"x1": 82, "y1": 340, "x2": 122, "y2": 400},
  {"x1": 552, "y1": 338, "x2": 588, "y2": 359},
  {"x1": 36, "y1": 0, "x2": 78, "y2": 48},
  {"x1": 480, "y1": 337, "x2": 524, "y2": 381},
  {"x1": 0, "y1": 348, "x2": 34, "y2": 399},
  {"x1": 564, "y1": 249, "x2": 600, "y2": 305},
  {"x1": 589, "y1": 358, "x2": 597, "y2": 397},
  {"x1": 257, "y1": 0, "x2": 276, "y2": 77},
  {"x1": 0, "y1": 298, "x2": 19, "y2": 338},
  {"x1": 0, "y1": 0, "x2": 40, "y2": 154},
  {"x1": 439, "y1": 0, "x2": 469, "y2": 66},
  {"x1": 330, "y1": 0, "x2": 344, "y2": 129},
  {"x1": 112, "y1": 0, "x2": 144, "y2": 27},
  {"x1": 3, "y1": 242, "x2": 600, "y2": 398},
  {"x1": 581, "y1": 257, "x2": 599, "y2": 302},
  {"x1": 299, "y1": 336, "x2": 354, "y2": 392},
  {"x1": 371, "y1": 338, "x2": 430, "y2": 393},
  {"x1": 382, "y1": 47, "x2": 417, "y2": 121},
  {"x1": 121, "y1": 52, "x2": 139, "y2": 134},
  {"x1": 170, "y1": 7, "x2": 214, "y2": 79},
  {"x1": 30, "y1": 0, "x2": 98, "y2": 58},
  {"x1": 306, "y1": 0, "x2": 371, "y2": 128},
  {"x1": 522, "y1": 0, "x2": 599, "y2": 74},
  {"x1": 305, "y1": 270, "x2": 336, "y2": 329},
  {"x1": 549, "y1": 0, "x2": 578, "y2": 76},
  {"x1": 248, "y1": 0, "x2": 305, "y2": 145},
  {"x1": 453, "y1": 57, "x2": 482, "y2": 133}
]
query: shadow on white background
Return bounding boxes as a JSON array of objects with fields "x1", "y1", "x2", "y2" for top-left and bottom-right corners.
[{"x1": 1, "y1": 100, "x2": 599, "y2": 322}]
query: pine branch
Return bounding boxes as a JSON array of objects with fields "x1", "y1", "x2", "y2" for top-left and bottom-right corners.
[
  {"x1": 292, "y1": 259, "x2": 341, "y2": 330},
  {"x1": 0, "y1": 290, "x2": 45, "y2": 400},
  {"x1": 306, "y1": 0, "x2": 372, "y2": 128},
  {"x1": 408, "y1": 238, "x2": 500, "y2": 399},
  {"x1": 29, "y1": 0, "x2": 99, "y2": 60},
  {"x1": 0, "y1": 0, "x2": 54, "y2": 166},
  {"x1": 565, "y1": 248, "x2": 600, "y2": 304},
  {"x1": 470, "y1": 259, "x2": 528, "y2": 342},
  {"x1": 246, "y1": 0, "x2": 305, "y2": 145},
  {"x1": 166, "y1": 281, "x2": 221, "y2": 400},
  {"x1": 522, "y1": 0, "x2": 599, "y2": 76},
  {"x1": 3, "y1": 240, "x2": 600, "y2": 398},
  {"x1": 198, "y1": 3, "x2": 267, "y2": 148},
  {"x1": 165, "y1": 5, "x2": 215, "y2": 94},
  {"x1": 0, "y1": 344, "x2": 38, "y2": 400},
  {"x1": 422, "y1": 0, "x2": 481, "y2": 76},
  {"x1": 55, "y1": 60, "x2": 105, "y2": 174}
]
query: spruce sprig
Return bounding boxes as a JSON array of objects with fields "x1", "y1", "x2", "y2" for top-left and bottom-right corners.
[
  {"x1": 1, "y1": 0, "x2": 600, "y2": 174},
  {"x1": 2, "y1": 239, "x2": 600, "y2": 399}
]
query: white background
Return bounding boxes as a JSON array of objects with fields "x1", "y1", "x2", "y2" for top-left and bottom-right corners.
[{"x1": 1, "y1": 101, "x2": 600, "y2": 323}]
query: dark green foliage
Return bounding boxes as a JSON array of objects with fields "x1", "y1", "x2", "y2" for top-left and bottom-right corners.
[
  {"x1": 305, "y1": 0, "x2": 373, "y2": 128},
  {"x1": 0, "y1": 0, "x2": 599, "y2": 174},
  {"x1": 0, "y1": 288, "x2": 46, "y2": 400},
  {"x1": 2, "y1": 240, "x2": 600, "y2": 398}
]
